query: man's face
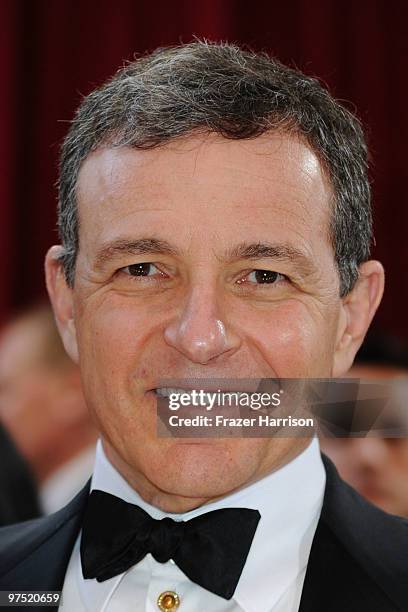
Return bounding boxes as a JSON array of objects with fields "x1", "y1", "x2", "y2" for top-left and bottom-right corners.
[{"x1": 58, "y1": 132, "x2": 349, "y2": 508}]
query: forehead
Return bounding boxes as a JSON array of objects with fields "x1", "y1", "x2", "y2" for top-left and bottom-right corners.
[{"x1": 76, "y1": 132, "x2": 332, "y2": 258}]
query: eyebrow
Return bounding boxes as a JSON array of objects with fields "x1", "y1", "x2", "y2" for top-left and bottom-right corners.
[
  {"x1": 223, "y1": 242, "x2": 317, "y2": 276},
  {"x1": 94, "y1": 238, "x2": 179, "y2": 270},
  {"x1": 93, "y1": 237, "x2": 317, "y2": 277}
]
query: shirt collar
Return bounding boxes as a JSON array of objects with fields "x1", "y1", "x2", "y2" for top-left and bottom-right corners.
[{"x1": 81, "y1": 438, "x2": 325, "y2": 612}]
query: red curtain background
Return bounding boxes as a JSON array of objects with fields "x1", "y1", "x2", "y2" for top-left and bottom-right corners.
[{"x1": 1, "y1": 0, "x2": 407, "y2": 338}]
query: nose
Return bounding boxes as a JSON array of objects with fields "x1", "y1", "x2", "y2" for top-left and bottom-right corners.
[{"x1": 164, "y1": 287, "x2": 240, "y2": 364}]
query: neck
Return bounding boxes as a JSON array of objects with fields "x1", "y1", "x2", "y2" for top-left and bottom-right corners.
[{"x1": 103, "y1": 437, "x2": 310, "y2": 513}]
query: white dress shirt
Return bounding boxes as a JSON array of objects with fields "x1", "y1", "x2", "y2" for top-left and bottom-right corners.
[{"x1": 60, "y1": 438, "x2": 325, "y2": 612}]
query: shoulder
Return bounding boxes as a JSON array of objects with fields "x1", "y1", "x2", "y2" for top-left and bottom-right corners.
[
  {"x1": 0, "y1": 424, "x2": 41, "y2": 525},
  {"x1": 316, "y1": 454, "x2": 408, "y2": 609},
  {"x1": 0, "y1": 482, "x2": 89, "y2": 589},
  {"x1": 321, "y1": 454, "x2": 408, "y2": 566}
]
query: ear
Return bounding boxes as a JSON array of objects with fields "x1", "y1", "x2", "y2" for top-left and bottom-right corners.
[
  {"x1": 333, "y1": 260, "x2": 384, "y2": 377},
  {"x1": 45, "y1": 246, "x2": 79, "y2": 363}
]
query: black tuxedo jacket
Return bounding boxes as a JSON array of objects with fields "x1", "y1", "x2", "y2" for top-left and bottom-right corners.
[
  {"x1": 0, "y1": 455, "x2": 407, "y2": 611},
  {"x1": 0, "y1": 424, "x2": 41, "y2": 527}
]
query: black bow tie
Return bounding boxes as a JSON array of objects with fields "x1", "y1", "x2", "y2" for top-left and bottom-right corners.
[{"x1": 80, "y1": 490, "x2": 260, "y2": 600}]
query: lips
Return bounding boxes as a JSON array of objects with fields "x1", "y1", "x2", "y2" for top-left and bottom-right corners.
[
  {"x1": 154, "y1": 386, "x2": 259, "y2": 398},
  {"x1": 149, "y1": 378, "x2": 266, "y2": 395}
]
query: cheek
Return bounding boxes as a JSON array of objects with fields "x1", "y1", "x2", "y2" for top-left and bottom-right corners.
[
  {"x1": 391, "y1": 445, "x2": 408, "y2": 471},
  {"x1": 74, "y1": 299, "x2": 162, "y2": 448},
  {"x1": 75, "y1": 297, "x2": 159, "y2": 408},
  {"x1": 77, "y1": 296, "x2": 155, "y2": 364},
  {"x1": 233, "y1": 299, "x2": 336, "y2": 377}
]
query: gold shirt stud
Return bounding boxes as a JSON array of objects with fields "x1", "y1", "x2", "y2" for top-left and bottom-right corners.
[{"x1": 157, "y1": 591, "x2": 181, "y2": 611}]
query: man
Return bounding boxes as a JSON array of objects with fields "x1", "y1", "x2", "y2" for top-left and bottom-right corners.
[
  {"x1": 0, "y1": 41, "x2": 406, "y2": 611},
  {"x1": 0, "y1": 304, "x2": 97, "y2": 513},
  {"x1": 321, "y1": 334, "x2": 408, "y2": 516},
  {"x1": 0, "y1": 423, "x2": 41, "y2": 526}
]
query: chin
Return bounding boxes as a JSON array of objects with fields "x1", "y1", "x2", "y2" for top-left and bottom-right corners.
[{"x1": 146, "y1": 439, "x2": 259, "y2": 501}]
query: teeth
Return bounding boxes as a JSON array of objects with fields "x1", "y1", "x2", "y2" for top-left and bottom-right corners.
[
  {"x1": 155, "y1": 388, "x2": 248, "y2": 398},
  {"x1": 155, "y1": 387, "x2": 193, "y2": 398}
]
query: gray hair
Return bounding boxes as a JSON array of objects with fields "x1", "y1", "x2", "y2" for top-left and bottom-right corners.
[{"x1": 58, "y1": 40, "x2": 372, "y2": 296}]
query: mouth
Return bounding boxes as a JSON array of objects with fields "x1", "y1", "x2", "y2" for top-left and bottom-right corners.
[
  {"x1": 155, "y1": 387, "x2": 198, "y2": 398},
  {"x1": 153, "y1": 386, "x2": 253, "y2": 396},
  {"x1": 148, "y1": 378, "x2": 266, "y2": 396}
]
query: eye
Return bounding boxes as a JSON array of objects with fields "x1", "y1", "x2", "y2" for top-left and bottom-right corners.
[
  {"x1": 237, "y1": 269, "x2": 286, "y2": 285},
  {"x1": 121, "y1": 263, "x2": 166, "y2": 278}
]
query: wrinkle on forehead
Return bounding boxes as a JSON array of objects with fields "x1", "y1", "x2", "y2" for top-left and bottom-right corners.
[
  {"x1": 78, "y1": 130, "x2": 328, "y2": 194},
  {"x1": 76, "y1": 132, "x2": 334, "y2": 268}
]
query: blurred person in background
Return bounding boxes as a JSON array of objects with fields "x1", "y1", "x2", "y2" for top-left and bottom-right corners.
[
  {"x1": 0, "y1": 303, "x2": 97, "y2": 514},
  {"x1": 321, "y1": 333, "x2": 408, "y2": 516},
  {"x1": 0, "y1": 422, "x2": 41, "y2": 526}
]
